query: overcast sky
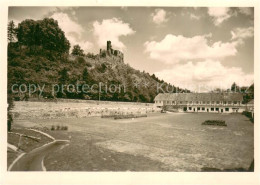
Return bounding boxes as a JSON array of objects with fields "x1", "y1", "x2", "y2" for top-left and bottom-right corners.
[{"x1": 9, "y1": 7, "x2": 254, "y2": 91}]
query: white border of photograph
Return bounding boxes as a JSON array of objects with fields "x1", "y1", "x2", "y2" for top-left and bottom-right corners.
[{"x1": 0, "y1": 0, "x2": 259, "y2": 184}]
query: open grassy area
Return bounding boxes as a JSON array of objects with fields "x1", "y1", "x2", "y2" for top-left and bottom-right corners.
[{"x1": 12, "y1": 112, "x2": 254, "y2": 171}]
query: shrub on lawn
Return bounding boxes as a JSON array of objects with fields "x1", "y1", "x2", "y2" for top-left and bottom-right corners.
[
  {"x1": 51, "y1": 125, "x2": 55, "y2": 130},
  {"x1": 51, "y1": 125, "x2": 68, "y2": 131},
  {"x1": 61, "y1": 126, "x2": 68, "y2": 130},
  {"x1": 202, "y1": 120, "x2": 227, "y2": 126},
  {"x1": 114, "y1": 114, "x2": 147, "y2": 120}
]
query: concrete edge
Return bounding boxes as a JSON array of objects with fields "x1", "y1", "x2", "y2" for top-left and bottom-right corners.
[
  {"x1": 7, "y1": 143, "x2": 18, "y2": 152},
  {"x1": 27, "y1": 128, "x2": 55, "y2": 141},
  {"x1": 41, "y1": 157, "x2": 46, "y2": 171},
  {"x1": 8, "y1": 152, "x2": 25, "y2": 171},
  {"x1": 8, "y1": 128, "x2": 70, "y2": 171}
]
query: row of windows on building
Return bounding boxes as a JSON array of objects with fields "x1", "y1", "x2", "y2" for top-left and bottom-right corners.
[
  {"x1": 188, "y1": 107, "x2": 230, "y2": 111},
  {"x1": 155, "y1": 100, "x2": 241, "y2": 105}
]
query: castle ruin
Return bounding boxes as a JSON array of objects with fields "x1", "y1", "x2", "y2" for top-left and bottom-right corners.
[{"x1": 99, "y1": 41, "x2": 124, "y2": 63}]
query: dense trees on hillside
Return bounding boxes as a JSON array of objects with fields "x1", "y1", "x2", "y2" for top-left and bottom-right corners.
[
  {"x1": 241, "y1": 83, "x2": 254, "y2": 104},
  {"x1": 82, "y1": 68, "x2": 88, "y2": 82},
  {"x1": 8, "y1": 17, "x2": 188, "y2": 103}
]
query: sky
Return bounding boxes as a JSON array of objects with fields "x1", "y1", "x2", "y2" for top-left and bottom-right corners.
[{"x1": 8, "y1": 7, "x2": 254, "y2": 92}]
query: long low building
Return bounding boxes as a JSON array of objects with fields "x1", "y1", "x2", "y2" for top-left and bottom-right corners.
[{"x1": 154, "y1": 93, "x2": 246, "y2": 113}]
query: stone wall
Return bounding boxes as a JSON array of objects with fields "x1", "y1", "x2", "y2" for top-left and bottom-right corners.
[{"x1": 11, "y1": 100, "x2": 159, "y2": 120}]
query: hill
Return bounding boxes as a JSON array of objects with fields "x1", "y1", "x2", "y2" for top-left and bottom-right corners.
[{"x1": 8, "y1": 18, "x2": 188, "y2": 103}]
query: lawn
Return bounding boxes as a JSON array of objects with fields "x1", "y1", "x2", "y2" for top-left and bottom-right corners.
[{"x1": 12, "y1": 112, "x2": 254, "y2": 171}]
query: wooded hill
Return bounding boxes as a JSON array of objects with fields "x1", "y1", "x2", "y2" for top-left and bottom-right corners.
[{"x1": 8, "y1": 18, "x2": 188, "y2": 103}]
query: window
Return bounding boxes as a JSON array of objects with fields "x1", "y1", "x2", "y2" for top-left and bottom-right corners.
[
  {"x1": 167, "y1": 101, "x2": 170, "y2": 104},
  {"x1": 197, "y1": 107, "x2": 200, "y2": 111},
  {"x1": 172, "y1": 101, "x2": 175, "y2": 104},
  {"x1": 234, "y1": 101, "x2": 237, "y2": 104},
  {"x1": 202, "y1": 107, "x2": 205, "y2": 111},
  {"x1": 216, "y1": 108, "x2": 219, "y2": 111},
  {"x1": 211, "y1": 101, "x2": 215, "y2": 104},
  {"x1": 207, "y1": 101, "x2": 210, "y2": 104},
  {"x1": 202, "y1": 101, "x2": 206, "y2": 104},
  {"x1": 211, "y1": 108, "x2": 214, "y2": 111},
  {"x1": 179, "y1": 101, "x2": 182, "y2": 104},
  {"x1": 216, "y1": 101, "x2": 220, "y2": 104},
  {"x1": 196, "y1": 101, "x2": 199, "y2": 104},
  {"x1": 189, "y1": 107, "x2": 192, "y2": 110},
  {"x1": 189, "y1": 101, "x2": 192, "y2": 104},
  {"x1": 223, "y1": 101, "x2": 227, "y2": 104},
  {"x1": 225, "y1": 108, "x2": 229, "y2": 112},
  {"x1": 228, "y1": 101, "x2": 232, "y2": 104}
]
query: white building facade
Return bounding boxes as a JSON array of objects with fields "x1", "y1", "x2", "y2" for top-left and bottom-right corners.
[{"x1": 154, "y1": 93, "x2": 246, "y2": 113}]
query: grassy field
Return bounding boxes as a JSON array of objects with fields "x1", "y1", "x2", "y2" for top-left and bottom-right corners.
[{"x1": 12, "y1": 112, "x2": 254, "y2": 171}]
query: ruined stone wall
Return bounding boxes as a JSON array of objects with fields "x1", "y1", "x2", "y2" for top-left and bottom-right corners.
[{"x1": 97, "y1": 41, "x2": 124, "y2": 62}]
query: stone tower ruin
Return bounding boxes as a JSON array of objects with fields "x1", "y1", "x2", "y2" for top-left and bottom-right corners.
[{"x1": 99, "y1": 41, "x2": 124, "y2": 63}]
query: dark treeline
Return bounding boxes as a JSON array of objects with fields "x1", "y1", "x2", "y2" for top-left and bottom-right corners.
[
  {"x1": 230, "y1": 82, "x2": 254, "y2": 104},
  {"x1": 9, "y1": 18, "x2": 70, "y2": 55}
]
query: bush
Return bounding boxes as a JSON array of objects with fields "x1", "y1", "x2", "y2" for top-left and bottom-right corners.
[
  {"x1": 51, "y1": 125, "x2": 68, "y2": 131},
  {"x1": 202, "y1": 120, "x2": 227, "y2": 126},
  {"x1": 96, "y1": 63, "x2": 107, "y2": 73},
  {"x1": 242, "y1": 111, "x2": 254, "y2": 123},
  {"x1": 114, "y1": 114, "x2": 147, "y2": 120},
  {"x1": 85, "y1": 61, "x2": 92, "y2": 67},
  {"x1": 61, "y1": 126, "x2": 68, "y2": 130},
  {"x1": 86, "y1": 53, "x2": 95, "y2": 59},
  {"x1": 77, "y1": 56, "x2": 86, "y2": 64},
  {"x1": 51, "y1": 125, "x2": 55, "y2": 130}
]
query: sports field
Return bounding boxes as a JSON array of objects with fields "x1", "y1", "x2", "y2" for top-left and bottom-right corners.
[{"x1": 13, "y1": 111, "x2": 254, "y2": 171}]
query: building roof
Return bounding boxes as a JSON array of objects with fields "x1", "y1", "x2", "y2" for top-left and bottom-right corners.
[{"x1": 154, "y1": 93, "x2": 243, "y2": 102}]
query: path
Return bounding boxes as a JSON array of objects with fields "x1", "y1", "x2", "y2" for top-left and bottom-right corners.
[{"x1": 10, "y1": 140, "x2": 69, "y2": 171}]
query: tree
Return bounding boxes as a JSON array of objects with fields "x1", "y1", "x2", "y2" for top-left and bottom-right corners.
[
  {"x1": 58, "y1": 68, "x2": 69, "y2": 84},
  {"x1": 7, "y1": 86, "x2": 14, "y2": 131},
  {"x1": 8, "y1": 20, "x2": 17, "y2": 43},
  {"x1": 72, "y1": 45, "x2": 84, "y2": 56},
  {"x1": 82, "y1": 68, "x2": 88, "y2": 82},
  {"x1": 16, "y1": 18, "x2": 70, "y2": 54},
  {"x1": 231, "y1": 82, "x2": 239, "y2": 92},
  {"x1": 56, "y1": 68, "x2": 69, "y2": 98},
  {"x1": 86, "y1": 52, "x2": 95, "y2": 59}
]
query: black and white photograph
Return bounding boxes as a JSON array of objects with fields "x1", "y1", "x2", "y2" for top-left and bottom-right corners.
[{"x1": 1, "y1": 1, "x2": 259, "y2": 184}]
